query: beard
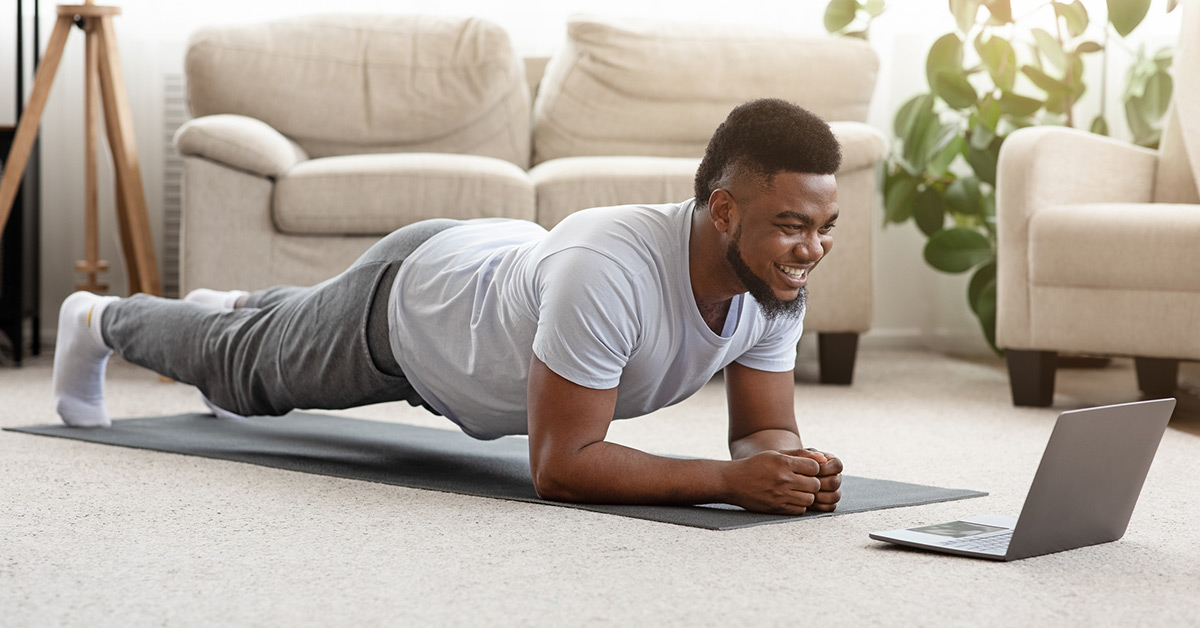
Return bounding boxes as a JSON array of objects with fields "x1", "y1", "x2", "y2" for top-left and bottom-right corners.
[{"x1": 725, "y1": 227, "x2": 806, "y2": 322}]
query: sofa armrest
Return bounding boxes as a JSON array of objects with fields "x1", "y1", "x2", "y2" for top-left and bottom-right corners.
[
  {"x1": 174, "y1": 114, "x2": 309, "y2": 178},
  {"x1": 996, "y1": 126, "x2": 1158, "y2": 349},
  {"x1": 828, "y1": 121, "x2": 888, "y2": 173}
]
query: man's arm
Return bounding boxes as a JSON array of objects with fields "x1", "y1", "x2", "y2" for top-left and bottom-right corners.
[
  {"x1": 526, "y1": 355, "x2": 823, "y2": 514},
  {"x1": 724, "y1": 361, "x2": 843, "y2": 511}
]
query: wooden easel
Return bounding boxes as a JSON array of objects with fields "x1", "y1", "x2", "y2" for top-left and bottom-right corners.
[{"x1": 0, "y1": 0, "x2": 160, "y2": 295}]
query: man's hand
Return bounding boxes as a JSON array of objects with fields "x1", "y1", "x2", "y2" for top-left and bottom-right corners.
[
  {"x1": 723, "y1": 450, "x2": 825, "y2": 515},
  {"x1": 781, "y1": 448, "x2": 843, "y2": 513}
]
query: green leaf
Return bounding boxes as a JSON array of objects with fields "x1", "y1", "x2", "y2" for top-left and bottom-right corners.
[
  {"x1": 950, "y1": 0, "x2": 981, "y2": 33},
  {"x1": 1075, "y1": 41, "x2": 1103, "y2": 54},
  {"x1": 969, "y1": 118, "x2": 996, "y2": 150},
  {"x1": 903, "y1": 107, "x2": 951, "y2": 172},
  {"x1": 966, "y1": 139, "x2": 1000, "y2": 186},
  {"x1": 1053, "y1": 1, "x2": 1089, "y2": 39},
  {"x1": 893, "y1": 93, "x2": 935, "y2": 139},
  {"x1": 1137, "y1": 71, "x2": 1174, "y2": 121},
  {"x1": 885, "y1": 174, "x2": 920, "y2": 224},
  {"x1": 998, "y1": 91, "x2": 1043, "y2": 116},
  {"x1": 924, "y1": 227, "x2": 992, "y2": 273},
  {"x1": 1090, "y1": 115, "x2": 1109, "y2": 136},
  {"x1": 929, "y1": 134, "x2": 966, "y2": 178},
  {"x1": 1125, "y1": 99, "x2": 1159, "y2": 147},
  {"x1": 972, "y1": 276, "x2": 999, "y2": 352},
  {"x1": 927, "y1": 33, "x2": 965, "y2": 93},
  {"x1": 865, "y1": 0, "x2": 887, "y2": 17},
  {"x1": 1022, "y1": 65, "x2": 1071, "y2": 96},
  {"x1": 1168, "y1": 0, "x2": 1180, "y2": 12},
  {"x1": 945, "y1": 175, "x2": 984, "y2": 216},
  {"x1": 975, "y1": 33, "x2": 1018, "y2": 91},
  {"x1": 984, "y1": 0, "x2": 1013, "y2": 23},
  {"x1": 913, "y1": 188, "x2": 947, "y2": 236},
  {"x1": 1108, "y1": 0, "x2": 1151, "y2": 37},
  {"x1": 935, "y1": 70, "x2": 978, "y2": 109},
  {"x1": 1032, "y1": 28, "x2": 1067, "y2": 73},
  {"x1": 968, "y1": 260, "x2": 998, "y2": 314},
  {"x1": 824, "y1": 0, "x2": 859, "y2": 33},
  {"x1": 976, "y1": 95, "x2": 1002, "y2": 132}
]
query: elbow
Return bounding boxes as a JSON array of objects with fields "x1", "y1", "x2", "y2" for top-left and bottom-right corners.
[{"x1": 531, "y1": 462, "x2": 580, "y2": 503}]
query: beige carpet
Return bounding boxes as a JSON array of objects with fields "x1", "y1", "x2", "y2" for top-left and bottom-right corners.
[{"x1": 2, "y1": 348, "x2": 1198, "y2": 626}]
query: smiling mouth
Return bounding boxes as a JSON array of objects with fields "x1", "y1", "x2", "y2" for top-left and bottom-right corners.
[{"x1": 776, "y1": 264, "x2": 809, "y2": 284}]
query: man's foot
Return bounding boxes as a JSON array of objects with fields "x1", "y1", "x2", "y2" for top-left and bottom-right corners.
[
  {"x1": 183, "y1": 288, "x2": 248, "y2": 310},
  {"x1": 53, "y1": 292, "x2": 120, "y2": 427}
]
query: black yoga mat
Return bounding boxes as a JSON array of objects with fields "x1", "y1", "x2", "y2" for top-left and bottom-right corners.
[{"x1": 7, "y1": 413, "x2": 986, "y2": 530}]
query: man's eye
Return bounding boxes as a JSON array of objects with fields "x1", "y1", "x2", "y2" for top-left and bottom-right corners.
[
  {"x1": 820, "y1": 224, "x2": 837, "y2": 233},
  {"x1": 781, "y1": 224, "x2": 803, "y2": 231}
]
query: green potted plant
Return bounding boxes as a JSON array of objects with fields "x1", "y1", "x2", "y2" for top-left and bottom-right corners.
[{"x1": 824, "y1": 0, "x2": 1177, "y2": 352}]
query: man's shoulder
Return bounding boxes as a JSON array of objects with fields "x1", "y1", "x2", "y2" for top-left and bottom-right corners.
[{"x1": 540, "y1": 200, "x2": 692, "y2": 267}]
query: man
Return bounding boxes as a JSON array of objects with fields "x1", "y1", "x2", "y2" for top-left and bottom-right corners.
[{"x1": 53, "y1": 98, "x2": 844, "y2": 515}]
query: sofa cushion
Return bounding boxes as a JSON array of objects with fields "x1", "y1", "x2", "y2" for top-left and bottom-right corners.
[
  {"x1": 273, "y1": 154, "x2": 535, "y2": 235},
  {"x1": 532, "y1": 16, "x2": 879, "y2": 165},
  {"x1": 1029, "y1": 203, "x2": 1200, "y2": 292},
  {"x1": 529, "y1": 156, "x2": 700, "y2": 228},
  {"x1": 186, "y1": 14, "x2": 531, "y2": 166}
]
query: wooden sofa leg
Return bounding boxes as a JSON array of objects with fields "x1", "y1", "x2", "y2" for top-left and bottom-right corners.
[
  {"x1": 1134, "y1": 357, "x2": 1179, "y2": 398},
  {"x1": 1006, "y1": 350, "x2": 1057, "y2": 407},
  {"x1": 818, "y1": 332, "x2": 859, "y2": 385}
]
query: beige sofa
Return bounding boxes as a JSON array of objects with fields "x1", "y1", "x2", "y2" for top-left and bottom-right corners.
[
  {"x1": 995, "y1": 1, "x2": 1200, "y2": 406},
  {"x1": 175, "y1": 14, "x2": 887, "y2": 383}
]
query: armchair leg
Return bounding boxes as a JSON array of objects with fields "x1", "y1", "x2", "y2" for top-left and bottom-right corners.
[
  {"x1": 1006, "y1": 350, "x2": 1057, "y2": 407},
  {"x1": 1134, "y1": 357, "x2": 1179, "y2": 398},
  {"x1": 818, "y1": 332, "x2": 859, "y2": 385}
]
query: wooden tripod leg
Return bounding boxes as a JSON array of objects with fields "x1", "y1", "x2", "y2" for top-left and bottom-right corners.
[
  {"x1": 77, "y1": 24, "x2": 110, "y2": 292},
  {"x1": 0, "y1": 16, "x2": 74, "y2": 233},
  {"x1": 95, "y1": 14, "x2": 160, "y2": 296}
]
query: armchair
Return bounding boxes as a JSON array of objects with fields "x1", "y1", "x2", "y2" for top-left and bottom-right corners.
[{"x1": 995, "y1": 1, "x2": 1200, "y2": 406}]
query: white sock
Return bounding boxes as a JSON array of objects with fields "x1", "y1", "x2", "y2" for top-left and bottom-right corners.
[
  {"x1": 201, "y1": 393, "x2": 247, "y2": 420},
  {"x1": 184, "y1": 288, "x2": 248, "y2": 311},
  {"x1": 53, "y1": 292, "x2": 119, "y2": 428}
]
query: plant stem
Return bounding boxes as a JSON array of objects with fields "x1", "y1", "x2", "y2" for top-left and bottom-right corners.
[
  {"x1": 1053, "y1": 6, "x2": 1075, "y2": 127},
  {"x1": 1100, "y1": 26, "x2": 1109, "y2": 119}
]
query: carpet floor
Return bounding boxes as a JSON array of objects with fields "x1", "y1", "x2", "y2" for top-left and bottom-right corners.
[{"x1": 2, "y1": 347, "x2": 1198, "y2": 626}]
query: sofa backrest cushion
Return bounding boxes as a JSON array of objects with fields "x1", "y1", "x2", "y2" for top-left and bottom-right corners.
[
  {"x1": 531, "y1": 16, "x2": 879, "y2": 165},
  {"x1": 186, "y1": 14, "x2": 531, "y2": 167}
]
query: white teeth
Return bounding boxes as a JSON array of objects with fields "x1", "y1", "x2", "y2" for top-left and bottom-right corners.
[{"x1": 777, "y1": 265, "x2": 806, "y2": 280}]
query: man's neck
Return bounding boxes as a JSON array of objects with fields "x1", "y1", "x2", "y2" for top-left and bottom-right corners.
[{"x1": 689, "y1": 207, "x2": 740, "y2": 333}]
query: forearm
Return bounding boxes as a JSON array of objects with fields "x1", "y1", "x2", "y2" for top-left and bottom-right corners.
[
  {"x1": 729, "y1": 428, "x2": 804, "y2": 460},
  {"x1": 533, "y1": 440, "x2": 731, "y2": 506}
]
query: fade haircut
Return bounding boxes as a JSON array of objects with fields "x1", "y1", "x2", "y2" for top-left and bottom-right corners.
[{"x1": 694, "y1": 98, "x2": 842, "y2": 207}]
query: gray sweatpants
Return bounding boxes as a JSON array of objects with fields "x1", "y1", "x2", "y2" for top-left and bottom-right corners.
[{"x1": 101, "y1": 219, "x2": 463, "y2": 416}]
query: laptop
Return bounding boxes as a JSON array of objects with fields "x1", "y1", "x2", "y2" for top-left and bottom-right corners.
[{"x1": 869, "y1": 398, "x2": 1176, "y2": 561}]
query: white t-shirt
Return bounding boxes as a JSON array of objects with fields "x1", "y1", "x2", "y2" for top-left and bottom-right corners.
[{"x1": 388, "y1": 200, "x2": 804, "y2": 440}]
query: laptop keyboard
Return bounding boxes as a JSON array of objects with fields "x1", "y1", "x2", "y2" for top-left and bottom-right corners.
[{"x1": 940, "y1": 530, "x2": 1013, "y2": 553}]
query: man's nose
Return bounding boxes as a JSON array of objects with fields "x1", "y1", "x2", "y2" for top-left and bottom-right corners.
[{"x1": 793, "y1": 231, "x2": 824, "y2": 263}]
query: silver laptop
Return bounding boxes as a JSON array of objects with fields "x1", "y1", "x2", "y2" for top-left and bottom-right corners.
[{"x1": 870, "y1": 398, "x2": 1176, "y2": 561}]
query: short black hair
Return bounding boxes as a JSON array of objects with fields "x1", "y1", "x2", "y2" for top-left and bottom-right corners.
[{"x1": 693, "y1": 98, "x2": 842, "y2": 207}]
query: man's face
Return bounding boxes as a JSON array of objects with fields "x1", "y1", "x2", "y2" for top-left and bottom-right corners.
[{"x1": 720, "y1": 172, "x2": 838, "y2": 319}]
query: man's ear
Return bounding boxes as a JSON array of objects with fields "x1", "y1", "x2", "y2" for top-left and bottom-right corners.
[{"x1": 707, "y1": 189, "x2": 737, "y2": 235}]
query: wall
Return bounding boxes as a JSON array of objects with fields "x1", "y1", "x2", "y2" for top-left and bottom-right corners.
[{"x1": 0, "y1": 0, "x2": 1183, "y2": 358}]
